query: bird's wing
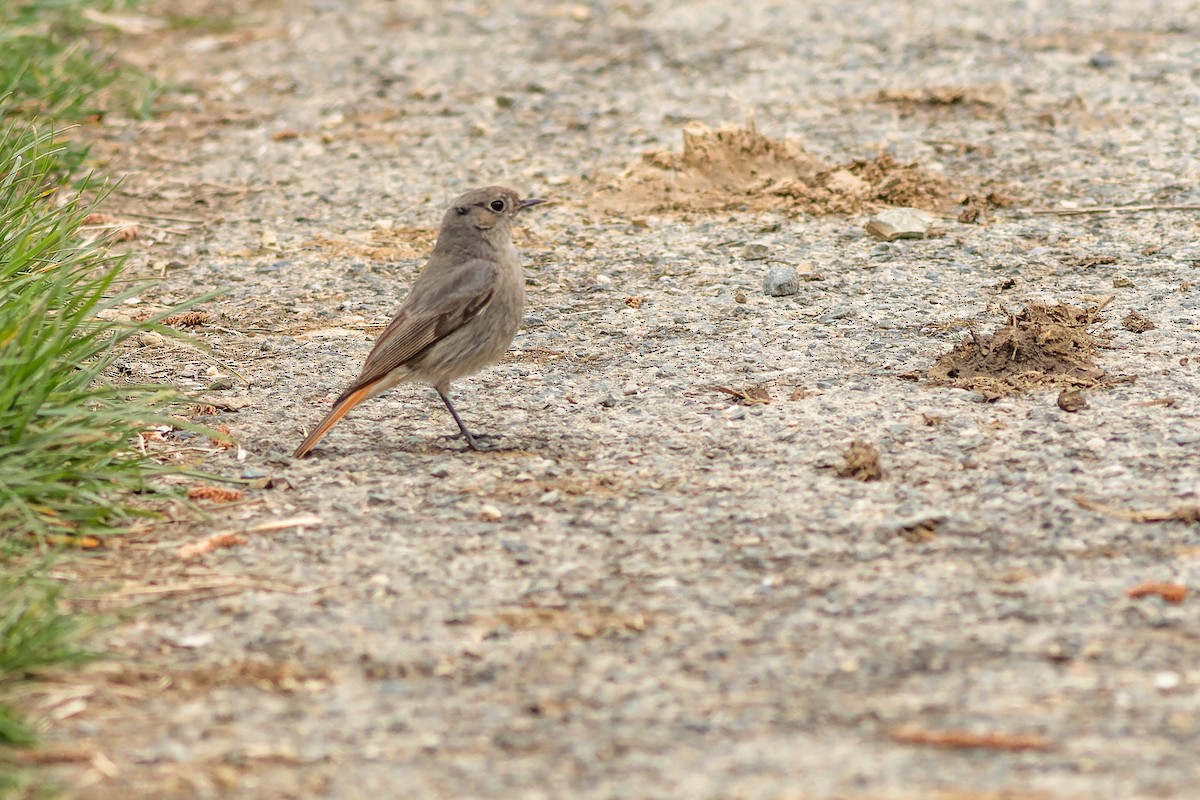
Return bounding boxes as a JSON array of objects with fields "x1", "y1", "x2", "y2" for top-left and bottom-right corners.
[{"x1": 347, "y1": 258, "x2": 497, "y2": 392}]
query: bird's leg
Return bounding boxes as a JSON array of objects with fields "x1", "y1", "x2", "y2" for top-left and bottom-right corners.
[{"x1": 435, "y1": 386, "x2": 481, "y2": 450}]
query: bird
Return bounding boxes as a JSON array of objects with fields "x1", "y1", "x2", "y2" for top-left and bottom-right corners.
[{"x1": 292, "y1": 186, "x2": 544, "y2": 458}]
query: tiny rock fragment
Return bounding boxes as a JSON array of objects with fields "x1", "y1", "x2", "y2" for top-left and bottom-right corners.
[
  {"x1": 272, "y1": 129, "x2": 301, "y2": 141},
  {"x1": 865, "y1": 207, "x2": 935, "y2": 241},
  {"x1": 742, "y1": 242, "x2": 770, "y2": 259},
  {"x1": 1154, "y1": 671, "x2": 1182, "y2": 693},
  {"x1": 624, "y1": 296, "x2": 643, "y2": 309},
  {"x1": 1126, "y1": 580, "x2": 1187, "y2": 604},
  {"x1": 836, "y1": 439, "x2": 883, "y2": 481},
  {"x1": 1112, "y1": 275, "x2": 1135, "y2": 288},
  {"x1": 763, "y1": 265, "x2": 799, "y2": 296},
  {"x1": 1057, "y1": 388, "x2": 1088, "y2": 412},
  {"x1": 480, "y1": 505, "x2": 503, "y2": 522},
  {"x1": 1122, "y1": 310, "x2": 1156, "y2": 333}
]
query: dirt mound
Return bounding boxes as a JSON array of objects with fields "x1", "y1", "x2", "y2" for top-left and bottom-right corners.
[
  {"x1": 926, "y1": 301, "x2": 1111, "y2": 399},
  {"x1": 596, "y1": 122, "x2": 949, "y2": 217}
]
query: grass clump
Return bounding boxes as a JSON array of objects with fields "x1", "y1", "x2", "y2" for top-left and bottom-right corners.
[
  {"x1": 0, "y1": 565, "x2": 94, "y2": 747},
  {"x1": 0, "y1": 0, "x2": 132, "y2": 122},
  {"x1": 0, "y1": 0, "x2": 203, "y2": 783},
  {"x1": 0, "y1": 123, "x2": 192, "y2": 540}
]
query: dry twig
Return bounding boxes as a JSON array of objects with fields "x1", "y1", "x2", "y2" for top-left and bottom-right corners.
[
  {"x1": 889, "y1": 726, "x2": 1054, "y2": 751},
  {"x1": 1073, "y1": 496, "x2": 1200, "y2": 524},
  {"x1": 1031, "y1": 203, "x2": 1200, "y2": 217}
]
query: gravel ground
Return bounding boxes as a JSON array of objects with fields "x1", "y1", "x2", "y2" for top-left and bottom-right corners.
[{"x1": 40, "y1": 0, "x2": 1200, "y2": 797}]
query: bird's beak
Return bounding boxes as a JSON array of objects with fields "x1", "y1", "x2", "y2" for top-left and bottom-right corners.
[{"x1": 519, "y1": 197, "x2": 547, "y2": 210}]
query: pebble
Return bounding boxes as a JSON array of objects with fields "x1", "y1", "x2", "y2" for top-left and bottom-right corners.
[
  {"x1": 818, "y1": 305, "x2": 853, "y2": 322},
  {"x1": 1155, "y1": 672, "x2": 1182, "y2": 692},
  {"x1": 865, "y1": 208, "x2": 935, "y2": 241},
  {"x1": 763, "y1": 265, "x2": 800, "y2": 296}
]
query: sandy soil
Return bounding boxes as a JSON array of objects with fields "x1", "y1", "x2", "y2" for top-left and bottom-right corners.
[{"x1": 30, "y1": 1, "x2": 1200, "y2": 797}]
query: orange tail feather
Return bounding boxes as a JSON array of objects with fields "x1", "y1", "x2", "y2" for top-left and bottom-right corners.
[{"x1": 293, "y1": 385, "x2": 375, "y2": 458}]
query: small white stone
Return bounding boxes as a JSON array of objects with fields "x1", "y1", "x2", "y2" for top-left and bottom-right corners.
[
  {"x1": 1154, "y1": 672, "x2": 1181, "y2": 692},
  {"x1": 865, "y1": 207, "x2": 935, "y2": 241},
  {"x1": 480, "y1": 504, "x2": 503, "y2": 522}
]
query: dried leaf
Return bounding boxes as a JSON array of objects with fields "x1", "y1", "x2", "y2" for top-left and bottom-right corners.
[
  {"x1": 836, "y1": 439, "x2": 883, "y2": 481},
  {"x1": 714, "y1": 385, "x2": 772, "y2": 405},
  {"x1": 187, "y1": 485, "x2": 243, "y2": 502},
  {"x1": 1125, "y1": 581, "x2": 1187, "y2": 604},
  {"x1": 178, "y1": 532, "x2": 249, "y2": 559},
  {"x1": 162, "y1": 311, "x2": 211, "y2": 327}
]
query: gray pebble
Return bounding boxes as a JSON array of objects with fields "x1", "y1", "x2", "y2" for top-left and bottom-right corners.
[{"x1": 763, "y1": 265, "x2": 800, "y2": 296}]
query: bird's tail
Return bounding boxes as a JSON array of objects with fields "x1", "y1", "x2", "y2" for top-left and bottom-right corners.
[{"x1": 293, "y1": 385, "x2": 374, "y2": 458}]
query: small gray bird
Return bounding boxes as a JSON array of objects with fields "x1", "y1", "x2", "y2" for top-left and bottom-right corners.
[{"x1": 293, "y1": 186, "x2": 544, "y2": 458}]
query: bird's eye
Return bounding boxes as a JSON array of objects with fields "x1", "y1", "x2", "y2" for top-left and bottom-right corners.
[{"x1": 489, "y1": 199, "x2": 506, "y2": 212}]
